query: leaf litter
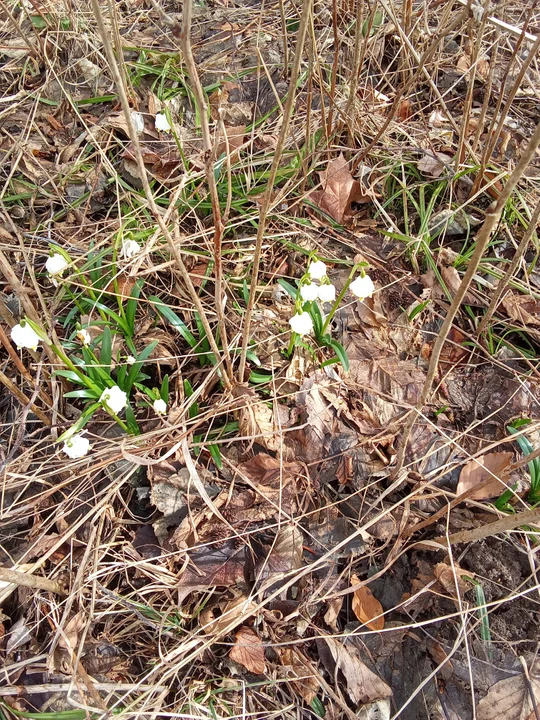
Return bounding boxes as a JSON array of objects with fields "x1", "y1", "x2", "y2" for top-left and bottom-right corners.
[{"x1": 1, "y1": 0, "x2": 540, "y2": 718}]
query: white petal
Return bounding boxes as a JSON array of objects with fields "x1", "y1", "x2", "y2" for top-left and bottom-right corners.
[
  {"x1": 45, "y1": 253, "x2": 69, "y2": 276},
  {"x1": 349, "y1": 274, "x2": 375, "y2": 300},
  {"x1": 100, "y1": 385, "x2": 128, "y2": 414},
  {"x1": 126, "y1": 355, "x2": 136, "y2": 365},
  {"x1": 307, "y1": 259, "x2": 327, "y2": 280},
  {"x1": 63, "y1": 433, "x2": 91, "y2": 459},
  {"x1": 76, "y1": 329, "x2": 91, "y2": 345},
  {"x1": 11, "y1": 323, "x2": 41, "y2": 351},
  {"x1": 317, "y1": 283, "x2": 336, "y2": 303},
  {"x1": 121, "y1": 239, "x2": 141, "y2": 259},
  {"x1": 131, "y1": 111, "x2": 145, "y2": 134},
  {"x1": 153, "y1": 398, "x2": 167, "y2": 415},
  {"x1": 300, "y1": 282, "x2": 319, "y2": 302},
  {"x1": 289, "y1": 311, "x2": 313, "y2": 336},
  {"x1": 155, "y1": 112, "x2": 171, "y2": 132}
]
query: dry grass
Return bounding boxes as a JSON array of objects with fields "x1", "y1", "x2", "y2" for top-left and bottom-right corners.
[{"x1": 1, "y1": 0, "x2": 540, "y2": 718}]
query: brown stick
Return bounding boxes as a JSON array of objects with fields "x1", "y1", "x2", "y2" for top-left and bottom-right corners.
[
  {"x1": 477, "y1": 197, "x2": 540, "y2": 336},
  {"x1": 237, "y1": 0, "x2": 313, "y2": 381},
  {"x1": 394, "y1": 118, "x2": 540, "y2": 476},
  {"x1": 432, "y1": 506, "x2": 540, "y2": 546},
  {"x1": 90, "y1": 0, "x2": 232, "y2": 391},
  {"x1": 0, "y1": 566, "x2": 66, "y2": 595}
]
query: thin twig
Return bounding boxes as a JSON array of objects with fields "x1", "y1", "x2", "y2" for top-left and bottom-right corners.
[
  {"x1": 90, "y1": 0, "x2": 232, "y2": 391},
  {"x1": 394, "y1": 119, "x2": 540, "y2": 476},
  {"x1": 237, "y1": 0, "x2": 313, "y2": 381},
  {"x1": 477, "y1": 197, "x2": 540, "y2": 335}
]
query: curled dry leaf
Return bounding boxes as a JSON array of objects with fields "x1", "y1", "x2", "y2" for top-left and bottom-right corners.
[
  {"x1": 502, "y1": 294, "x2": 540, "y2": 328},
  {"x1": 433, "y1": 562, "x2": 472, "y2": 599},
  {"x1": 310, "y1": 153, "x2": 371, "y2": 224},
  {"x1": 280, "y1": 648, "x2": 322, "y2": 704},
  {"x1": 456, "y1": 452, "x2": 514, "y2": 500},
  {"x1": 351, "y1": 574, "x2": 384, "y2": 631},
  {"x1": 324, "y1": 637, "x2": 392, "y2": 705},
  {"x1": 229, "y1": 626, "x2": 266, "y2": 674}
]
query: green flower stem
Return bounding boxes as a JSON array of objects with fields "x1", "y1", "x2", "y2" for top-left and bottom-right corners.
[
  {"x1": 321, "y1": 265, "x2": 359, "y2": 335},
  {"x1": 286, "y1": 332, "x2": 298, "y2": 358},
  {"x1": 50, "y1": 343, "x2": 102, "y2": 395}
]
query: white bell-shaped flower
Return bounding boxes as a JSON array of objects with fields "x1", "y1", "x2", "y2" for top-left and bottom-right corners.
[
  {"x1": 318, "y1": 283, "x2": 336, "y2": 303},
  {"x1": 155, "y1": 113, "x2": 171, "y2": 133},
  {"x1": 100, "y1": 385, "x2": 128, "y2": 414},
  {"x1": 11, "y1": 322, "x2": 41, "y2": 351},
  {"x1": 121, "y1": 239, "x2": 141, "y2": 259},
  {"x1": 46, "y1": 253, "x2": 69, "y2": 276},
  {"x1": 76, "y1": 328, "x2": 91, "y2": 345},
  {"x1": 349, "y1": 274, "x2": 375, "y2": 300},
  {"x1": 289, "y1": 311, "x2": 314, "y2": 336},
  {"x1": 300, "y1": 281, "x2": 319, "y2": 302},
  {"x1": 63, "y1": 433, "x2": 91, "y2": 459},
  {"x1": 307, "y1": 259, "x2": 327, "y2": 280},
  {"x1": 153, "y1": 398, "x2": 167, "y2": 415}
]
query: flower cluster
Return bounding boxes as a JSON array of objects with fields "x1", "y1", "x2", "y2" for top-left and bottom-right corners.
[{"x1": 288, "y1": 258, "x2": 375, "y2": 337}]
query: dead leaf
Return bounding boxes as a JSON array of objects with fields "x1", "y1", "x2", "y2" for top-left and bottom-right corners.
[
  {"x1": 280, "y1": 648, "x2": 322, "y2": 703},
  {"x1": 502, "y1": 294, "x2": 540, "y2": 328},
  {"x1": 417, "y1": 152, "x2": 451, "y2": 178},
  {"x1": 433, "y1": 562, "x2": 472, "y2": 598},
  {"x1": 456, "y1": 452, "x2": 514, "y2": 500},
  {"x1": 58, "y1": 611, "x2": 86, "y2": 652},
  {"x1": 236, "y1": 384, "x2": 291, "y2": 452},
  {"x1": 216, "y1": 124, "x2": 246, "y2": 159},
  {"x1": 324, "y1": 597, "x2": 344, "y2": 630},
  {"x1": 351, "y1": 575, "x2": 384, "y2": 630},
  {"x1": 254, "y1": 525, "x2": 304, "y2": 595},
  {"x1": 310, "y1": 153, "x2": 370, "y2": 224},
  {"x1": 324, "y1": 637, "x2": 392, "y2": 704},
  {"x1": 477, "y1": 671, "x2": 540, "y2": 720},
  {"x1": 230, "y1": 626, "x2": 266, "y2": 674}
]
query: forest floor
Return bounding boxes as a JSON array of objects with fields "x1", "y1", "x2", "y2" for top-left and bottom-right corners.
[{"x1": 1, "y1": 0, "x2": 540, "y2": 718}]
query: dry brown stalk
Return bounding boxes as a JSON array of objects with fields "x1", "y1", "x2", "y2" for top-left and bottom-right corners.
[
  {"x1": 176, "y1": 0, "x2": 233, "y2": 383},
  {"x1": 471, "y1": 19, "x2": 540, "y2": 196},
  {"x1": 394, "y1": 118, "x2": 540, "y2": 476},
  {"x1": 89, "y1": 0, "x2": 233, "y2": 391},
  {"x1": 237, "y1": 0, "x2": 314, "y2": 381},
  {"x1": 477, "y1": 197, "x2": 540, "y2": 336},
  {"x1": 0, "y1": 566, "x2": 66, "y2": 595},
  {"x1": 432, "y1": 506, "x2": 540, "y2": 546}
]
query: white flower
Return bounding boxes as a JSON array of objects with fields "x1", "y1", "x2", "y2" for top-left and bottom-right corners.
[
  {"x1": 318, "y1": 283, "x2": 336, "y2": 303},
  {"x1": 153, "y1": 398, "x2": 167, "y2": 415},
  {"x1": 300, "y1": 281, "x2": 319, "y2": 302},
  {"x1": 11, "y1": 322, "x2": 41, "y2": 351},
  {"x1": 307, "y1": 259, "x2": 327, "y2": 280},
  {"x1": 45, "y1": 253, "x2": 69, "y2": 277},
  {"x1": 121, "y1": 239, "x2": 141, "y2": 259},
  {"x1": 155, "y1": 112, "x2": 171, "y2": 133},
  {"x1": 289, "y1": 311, "x2": 313, "y2": 336},
  {"x1": 63, "y1": 433, "x2": 91, "y2": 459},
  {"x1": 131, "y1": 111, "x2": 145, "y2": 135},
  {"x1": 76, "y1": 328, "x2": 91, "y2": 345},
  {"x1": 100, "y1": 385, "x2": 128, "y2": 415},
  {"x1": 349, "y1": 274, "x2": 375, "y2": 300},
  {"x1": 126, "y1": 355, "x2": 136, "y2": 365}
]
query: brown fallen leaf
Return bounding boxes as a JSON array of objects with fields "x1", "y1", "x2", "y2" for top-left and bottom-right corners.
[
  {"x1": 456, "y1": 451, "x2": 514, "y2": 500},
  {"x1": 502, "y1": 294, "x2": 540, "y2": 328},
  {"x1": 280, "y1": 648, "x2": 322, "y2": 703},
  {"x1": 310, "y1": 153, "x2": 371, "y2": 224},
  {"x1": 324, "y1": 636, "x2": 392, "y2": 704},
  {"x1": 351, "y1": 575, "x2": 384, "y2": 630},
  {"x1": 216, "y1": 124, "x2": 246, "y2": 159},
  {"x1": 477, "y1": 670, "x2": 540, "y2": 720},
  {"x1": 433, "y1": 562, "x2": 472, "y2": 599},
  {"x1": 417, "y1": 151, "x2": 451, "y2": 178},
  {"x1": 230, "y1": 626, "x2": 266, "y2": 674}
]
